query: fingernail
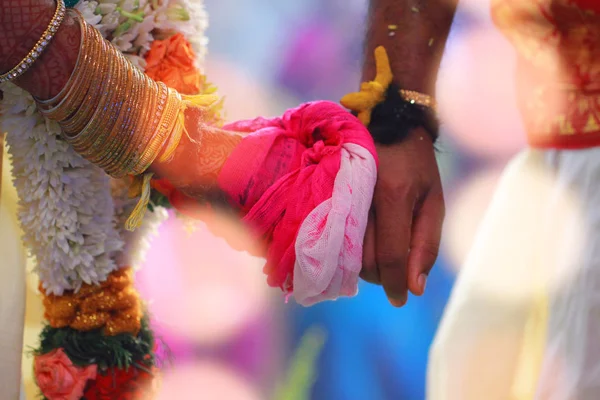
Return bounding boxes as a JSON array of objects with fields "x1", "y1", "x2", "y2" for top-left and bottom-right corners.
[
  {"x1": 418, "y1": 273, "x2": 428, "y2": 294},
  {"x1": 390, "y1": 294, "x2": 407, "y2": 307}
]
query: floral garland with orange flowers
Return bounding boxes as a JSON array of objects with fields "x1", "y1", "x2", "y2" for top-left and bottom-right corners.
[{"x1": 0, "y1": 0, "x2": 219, "y2": 398}]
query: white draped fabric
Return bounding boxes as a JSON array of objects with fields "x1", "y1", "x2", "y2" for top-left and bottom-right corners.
[
  {"x1": 0, "y1": 139, "x2": 26, "y2": 400},
  {"x1": 428, "y1": 148, "x2": 600, "y2": 399}
]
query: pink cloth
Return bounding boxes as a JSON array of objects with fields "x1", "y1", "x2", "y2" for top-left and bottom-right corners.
[{"x1": 218, "y1": 101, "x2": 378, "y2": 305}]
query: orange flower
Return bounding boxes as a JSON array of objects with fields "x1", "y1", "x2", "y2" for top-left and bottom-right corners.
[{"x1": 145, "y1": 33, "x2": 203, "y2": 95}]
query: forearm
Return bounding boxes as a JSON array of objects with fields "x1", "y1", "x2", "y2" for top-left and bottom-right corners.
[
  {"x1": 363, "y1": 0, "x2": 459, "y2": 95},
  {"x1": 0, "y1": 0, "x2": 79, "y2": 99}
]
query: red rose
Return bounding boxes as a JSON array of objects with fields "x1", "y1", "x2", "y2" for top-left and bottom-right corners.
[
  {"x1": 34, "y1": 349, "x2": 97, "y2": 400},
  {"x1": 83, "y1": 365, "x2": 158, "y2": 400}
]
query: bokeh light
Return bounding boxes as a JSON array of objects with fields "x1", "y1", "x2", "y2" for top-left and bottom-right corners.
[
  {"x1": 137, "y1": 211, "x2": 271, "y2": 345},
  {"x1": 437, "y1": 6, "x2": 526, "y2": 160},
  {"x1": 205, "y1": 57, "x2": 297, "y2": 122},
  {"x1": 444, "y1": 152, "x2": 584, "y2": 302},
  {"x1": 443, "y1": 167, "x2": 503, "y2": 272},
  {"x1": 156, "y1": 361, "x2": 261, "y2": 400}
]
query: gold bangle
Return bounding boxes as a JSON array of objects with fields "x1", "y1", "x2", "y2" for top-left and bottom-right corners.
[
  {"x1": 91, "y1": 51, "x2": 147, "y2": 175},
  {"x1": 0, "y1": 0, "x2": 67, "y2": 83},
  {"x1": 67, "y1": 45, "x2": 122, "y2": 154},
  {"x1": 58, "y1": 29, "x2": 107, "y2": 132},
  {"x1": 133, "y1": 82, "x2": 169, "y2": 172},
  {"x1": 100, "y1": 66, "x2": 146, "y2": 175},
  {"x1": 127, "y1": 81, "x2": 170, "y2": 175},
  {"x1": 35, "y1": 14, "x2": 193, "y2": 180},
  {"x1": 60, "y1": 29, "x2": 108, "y2": 133},
  {"x1": 38, "y1": 16, "x2": 104, "y2": 123},
  {"x1": 131, "y1": 88, "x2": 182, "y2": 175},
  {"x1": 113, "y1": 72, "x2": 157, "y2": 175},
  {"x1": 81, "y1": 50, "x2": 126, "y2": 147},
  {"x1": 120, "y1": 76, "x2": 161, "y2": 175},
  {"x1": 35, "y1": 9, "x2": 85, "y2": 110},
  {"x1": 399, "y1": 89, "x2": 437, "y2": 112}
]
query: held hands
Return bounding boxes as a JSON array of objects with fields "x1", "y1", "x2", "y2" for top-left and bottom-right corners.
[{"x1": 362, "y1": 128, "x2": 445, "y2": 307}]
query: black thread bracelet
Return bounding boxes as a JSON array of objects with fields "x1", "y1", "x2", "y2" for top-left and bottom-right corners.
[{"x1": 366, "y1": 83, "x2": 439, "y2": 145}]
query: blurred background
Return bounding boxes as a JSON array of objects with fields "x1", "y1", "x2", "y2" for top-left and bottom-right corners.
[{"x1": 15, "y1": 0, "x2": 528, "y2": 398}]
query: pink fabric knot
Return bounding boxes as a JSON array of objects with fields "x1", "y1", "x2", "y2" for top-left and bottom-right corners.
[{"x1": 218, "y1": 101, "x2": 378, "y2": 305}]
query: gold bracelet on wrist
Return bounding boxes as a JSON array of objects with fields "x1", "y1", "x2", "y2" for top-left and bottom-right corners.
[
  {"x1": 0, "y1": 0, "x2": 67, "y2": 83},
  {"x1": 101, "y1": 67, "x2": 146, "y2": 175},
  {"x1": 37, "y1": 14, "x2": 102, "y2": 122},
  {"x1": 74, "y1": 50, "x2": 126, "y2": 156},
  {"x1": 35, "y1": 9, "x2": 86, "y2": 110},
  {"x1": 67, "y1": 49, "x2": 120, "y2": 154},
  {"x1": 116, "y1": 72, "x2": 156, "y2": 175},
  {"x1": 399, "y1": 89, "x2": 437, "y2": 112},
  {"x1": 60, "y1": 34, "x2": 108, "y2": 133}
]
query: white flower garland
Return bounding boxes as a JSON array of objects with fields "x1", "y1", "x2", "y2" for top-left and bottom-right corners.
[{"x1": 0, "y1": 0, "x2": 209, "y2": 295}]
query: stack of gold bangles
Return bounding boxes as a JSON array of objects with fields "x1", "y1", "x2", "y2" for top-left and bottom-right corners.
[{"x1": 35, "y1": 10, "x2": 186, "y2": 179}]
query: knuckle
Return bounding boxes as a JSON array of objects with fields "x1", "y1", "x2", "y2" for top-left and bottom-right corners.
[
  {"x1": 377, "y1": 179, "x2": 413, "y2": 202},
  {"x1": 419, "y1": 241, "x2": 440, "y2": 264},
  {"x1": 377, "y1": 252, "x2": 406, "y2": 271},
  {"x1": 360, "y1": 268, "x2": 380, "y2": 284}
]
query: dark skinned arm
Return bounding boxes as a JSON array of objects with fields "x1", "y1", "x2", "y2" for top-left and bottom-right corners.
[{"x1": 361, "y1": 0, "x2": 458, "y2": 307}]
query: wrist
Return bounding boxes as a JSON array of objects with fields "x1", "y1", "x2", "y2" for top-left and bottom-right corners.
[
  {"x1": 0, "y1": 0, "x2": 56, "y2": 72},
  {"x1": 16, "y1": 10, "x2": 80, "y2": 99},
  {"x1": 368, "y1": 83, "x2": 439, "y2": 145},
  {"x1": 362, "y1": 42, "x2": 439, "y2": 97}
]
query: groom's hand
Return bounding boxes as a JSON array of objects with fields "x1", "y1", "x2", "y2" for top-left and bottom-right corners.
[
  {"x1": 361, "y1": 0, "x2": 457, "y2": 307},
  {"x1": 361, "y1": 127, "x2": 444, "y2": 307}
]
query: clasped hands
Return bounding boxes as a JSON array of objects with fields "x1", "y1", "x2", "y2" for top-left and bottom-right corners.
[{"x1": 0, "y1": 0, "x2": 446, "y2": 308}]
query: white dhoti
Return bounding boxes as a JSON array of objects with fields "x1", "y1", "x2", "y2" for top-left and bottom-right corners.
[
  {"x1": 428, "y1": 148, "x2": 600, "y2": 400},
  {"x1": 0, "y1": 139, "x2": 26, "y2": 400}
]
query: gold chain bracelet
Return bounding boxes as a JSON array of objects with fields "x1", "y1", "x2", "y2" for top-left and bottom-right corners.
[{"x1": 0, "y1": 0, "x2": 66, "y2": 83}]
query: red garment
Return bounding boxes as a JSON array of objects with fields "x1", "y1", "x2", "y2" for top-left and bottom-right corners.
[
  {"x1": 570, "y1": 0, "x2": 600, "y2": 13},
  {"x1": 492, "y1": 0, "x2": 600, "y2": 149},
  {"x1": 218, "y1": 101, "x2": 377, "y2": 292}
]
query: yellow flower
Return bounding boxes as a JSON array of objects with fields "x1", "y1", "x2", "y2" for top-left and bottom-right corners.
[{"x1": 340, "y1": 46, "x2": 393, "y2": 126}]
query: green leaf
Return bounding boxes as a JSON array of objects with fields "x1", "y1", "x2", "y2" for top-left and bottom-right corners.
[
  {"x1": 274, "y1": 327, "x2": 326, "y2": 400},
  {"x1": 36, "y1": 315, "x2": 155, "y2": 370}
]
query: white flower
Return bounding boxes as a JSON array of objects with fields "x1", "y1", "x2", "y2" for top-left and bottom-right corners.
[
  {"x1": 110, "y1": 178, "x2": 168, "y2": 269},
  {"x1": 75, "y1": 1, "x2": 103, "y2": 27},
  {"x1": 124, "y1": 54, "x2": 147, "y2": 70},
  {"x1": 133, "y1": 15, "x2": 156, "y2": 54},
  {"x1": 118, "y1": 207, "x2": 169, "y2": 269},
  {"x1": 0, "y1": 83, "x2": 37, "y2": 116},
  {"x1": 96, "y1": 10, "x2": 121, "y2": 36},
  {"x1": 0, "y1": 109, "x2": 123, "y2": 294},
  {"x1": 96, "y1": 3, "x2": 117, "y2": 15}
]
